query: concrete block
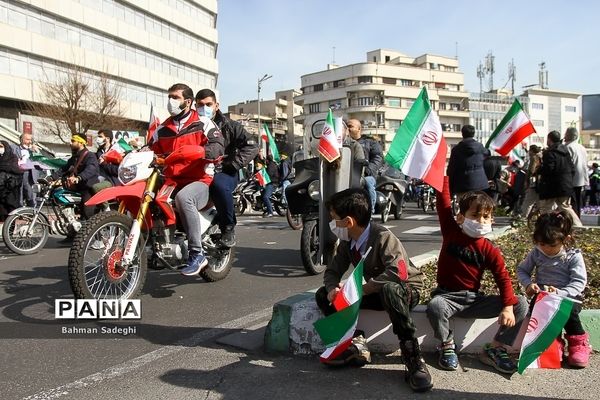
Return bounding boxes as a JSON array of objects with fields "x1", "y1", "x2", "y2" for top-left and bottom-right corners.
[{"x1": 581, "y1": 310, "x2": 600, "y2": 350}]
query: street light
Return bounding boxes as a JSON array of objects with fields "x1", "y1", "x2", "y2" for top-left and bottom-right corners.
[{"x1": 257, "y1": 74, "x2": 272, "y2": 140}]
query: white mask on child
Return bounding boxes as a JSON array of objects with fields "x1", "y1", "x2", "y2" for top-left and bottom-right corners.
[
  {"x1": 329, "y1": 219, "x2": 349, "y2": 241},
  {"x1": 536, "y1": 246, "x2": 566, "y2": 259},
  {"x1": 461, "y1": 218, "x2": 492, "y2": 238}
]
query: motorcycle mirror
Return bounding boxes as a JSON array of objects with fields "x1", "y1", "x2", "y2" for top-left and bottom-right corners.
[{"x1": 310, "y1": 119, "x2": 326, "y2": 140}]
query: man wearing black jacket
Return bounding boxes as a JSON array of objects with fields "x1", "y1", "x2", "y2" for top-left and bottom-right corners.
[
  {"x1": 195, "y1": 89, "x2": 258, "y2": 247},
  {"x1": 447, "y1": 125, "x2": 489, "y2": 197},
  {"x1": 95, "y1": 129, "x2": 120, "y2": 188}
]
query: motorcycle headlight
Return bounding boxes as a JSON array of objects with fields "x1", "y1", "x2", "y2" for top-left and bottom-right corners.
[
  {"x1": 307, "y1": 180, "x2": 320, "y2": 201},
  {"x1": 118, "y1": 164, "x2": 138, "y2": 185}
]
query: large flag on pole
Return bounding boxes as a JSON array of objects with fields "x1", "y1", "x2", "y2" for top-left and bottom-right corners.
[
  {"x1": 314, "y1": 259, "x2": 364, "y2": 362},
  {"x1": 263, "y1": 124, "x2": 280, "y2": 163},
  {"x1": 486, "y1": 99, "x2": 536, "y2": 156},
  {"x1": 384, "y1": 87, "x2": 446, "y2": 192},
  {"x1": 146, "y1": 103, "x2": 160, "y2": 144},
  {"x1": 318, "y1": 109, "x2": 341, "y2": 162},
  {"x1": 518, "y1": 292, "x2": 577, "y2": 374}
]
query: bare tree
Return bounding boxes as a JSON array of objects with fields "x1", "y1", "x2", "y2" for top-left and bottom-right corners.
[{"x1": 30, "y1": 66, "x2": 135, "y2": 143}]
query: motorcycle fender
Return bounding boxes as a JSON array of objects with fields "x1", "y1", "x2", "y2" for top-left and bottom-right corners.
[
  {"x1": 85, "y1": 181, "x2": 146, "y2": 206},
  {"x1": 7, "y1": 207, "x2": 50, "y2": 227}
]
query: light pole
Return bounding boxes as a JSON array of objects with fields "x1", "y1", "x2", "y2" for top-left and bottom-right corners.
[{"x1": 257, "y1": 74, "x2": 272, "y2": 141}]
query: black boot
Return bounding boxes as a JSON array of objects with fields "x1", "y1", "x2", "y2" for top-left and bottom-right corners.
[{"x1": 400, "y1": 339, "x2": 433, "y2": 392}]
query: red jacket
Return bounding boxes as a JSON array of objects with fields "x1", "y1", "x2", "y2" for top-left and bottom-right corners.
[
  {"x1": 435, "y1": 176, "x2": 518, "y2": 307},
  {"x1": 151, "y1": 110, "x2": 224, "y2": 186}
]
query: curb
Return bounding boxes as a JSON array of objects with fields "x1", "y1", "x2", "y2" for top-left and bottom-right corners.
[{"x1": 264, "y1": 224, "x2": 600, "y2": 354}]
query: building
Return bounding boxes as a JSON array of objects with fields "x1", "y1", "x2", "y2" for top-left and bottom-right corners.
[
  {"x1": 470, "y1": 87, "x2": 581, "y2": 160},
  {"x1": 297, "y1": 49, "x2": 469, "y2": 157},
  {"x1": 0, "y1": 0, "x2": 218, "y2": 152},
  {"x1": 227, "y1": 89, "x2": 304, "y2": 154}
]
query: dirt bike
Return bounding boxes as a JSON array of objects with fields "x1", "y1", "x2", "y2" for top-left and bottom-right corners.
[
  {"x1": 67, "y1": 149, "x2": 234, "y2": 300},
  {"x1": 2, "y1": 177, "x2": 84, "y2": 255}
]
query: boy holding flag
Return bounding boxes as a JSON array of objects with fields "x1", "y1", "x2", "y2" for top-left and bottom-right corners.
[{"x1": 314, "y1": 188, "x2": 432, "y2": 392}]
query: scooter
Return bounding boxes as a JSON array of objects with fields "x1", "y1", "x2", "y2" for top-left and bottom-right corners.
[{"x1": 375, "y1": 165, "x2": 408, "y2": 223}]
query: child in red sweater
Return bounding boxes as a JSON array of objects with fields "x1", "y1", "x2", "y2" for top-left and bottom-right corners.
[{"x1": 426, "y1": 176, "x2": 528, "y2": 374}]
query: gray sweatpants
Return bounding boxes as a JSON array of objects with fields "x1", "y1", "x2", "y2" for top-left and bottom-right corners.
[
  {"x1": 426, "y1": 288, "x2": 528, "y2": 347},
  {"x1": 175, "y1": 181, "x2": 209, "y2": 253}
]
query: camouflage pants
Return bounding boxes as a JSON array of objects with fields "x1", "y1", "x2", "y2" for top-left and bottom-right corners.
[{"x1": 315, "y1": 281, "x2": 420, "y2": 341}]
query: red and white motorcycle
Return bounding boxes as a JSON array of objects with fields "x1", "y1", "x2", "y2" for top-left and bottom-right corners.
[{"x1": 67, "y1": 148, "x2": 234, "y2": 300}]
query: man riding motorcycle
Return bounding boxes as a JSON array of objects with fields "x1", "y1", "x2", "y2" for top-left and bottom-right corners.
[
  {"x1": 56, "y1": 132, "x2": 100, "y2": 221},
  {"x1": 149, "y1": 83, "x2": 224, "y2": 276}
]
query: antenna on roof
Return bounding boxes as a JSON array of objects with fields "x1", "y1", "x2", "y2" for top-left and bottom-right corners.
[{"x1": 332, "y1": 46, "x2": 336, "y2": 64}]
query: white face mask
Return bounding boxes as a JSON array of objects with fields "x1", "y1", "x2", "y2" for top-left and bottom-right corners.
[
  {"x1": 329, "y1": 219, "x2": 349, "y2": 241},
  {"x1": 461, "y1": 218, "x2": 492, "y2": 238},
  {"x1": 537, "y1": 246, "x2": 566, "y2": 259},
  {"x1": 0, "y1": 148, "x2": 4, "y2": 156},
  {"x1": 198, "y1": 105, "x2": 214, "y2": 119},
  {"x1": 95, "y1": 137, "x2": 105, "y2": 146},
  {"x1": 167, "y1": 98, "x2": 185, "y2": 116}
]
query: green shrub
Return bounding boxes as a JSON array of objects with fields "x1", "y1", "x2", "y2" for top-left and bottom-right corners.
[{"x1": 419, "y1": 226, "x2": 600, "y2": 309}]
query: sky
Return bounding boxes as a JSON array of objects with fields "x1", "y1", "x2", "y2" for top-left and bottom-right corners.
[{"x1": 215, "y1": 0, "x2": 600, "y2": 109}]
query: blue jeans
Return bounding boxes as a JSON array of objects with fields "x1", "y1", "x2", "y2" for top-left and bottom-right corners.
[
  {"x1": 281, "y1": 180, "x2": 291, "y2": 204},
  {"x1": 364, "y1": 175, "x2": 376, "y2": 213},
  {"x1": 209, "y1": 171, "x2": 239, "y2": 231},
  {"x1": 262, "y1": 183, "x2": 274, "y2": 214}
]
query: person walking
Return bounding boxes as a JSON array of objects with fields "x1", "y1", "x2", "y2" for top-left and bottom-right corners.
[
  {"x1": 537, "y1": 130, "x2": 582, "y2": 227},
  {"x1": 447, "y1": 125, "x2": 489, "y2": 199},
  {"x1": 564, "y1": 127, "x2": 589, "y2": 216}
]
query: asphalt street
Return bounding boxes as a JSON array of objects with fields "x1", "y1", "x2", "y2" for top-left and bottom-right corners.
[{"x1": 3, "y1": 203, "x2": 595, "y2": 400}]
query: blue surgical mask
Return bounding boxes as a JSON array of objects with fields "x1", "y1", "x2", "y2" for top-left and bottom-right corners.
[{"x1": 198, "y1": 105, "x2": 214, "y2": 119}]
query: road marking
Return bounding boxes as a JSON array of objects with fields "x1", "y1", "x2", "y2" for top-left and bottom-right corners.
[
  {"x1": 402, "y1": 226, "x2": 440, "y2": 235},
  {"x1": 22, "y1": 307, "x2": 273, "y2": 400},
  {"x1": 403, "y1": 215, "x2": 435, "y2": 220}
]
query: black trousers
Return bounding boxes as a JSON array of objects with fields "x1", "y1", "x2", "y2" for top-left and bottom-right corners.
[{"x1": 315, "y1": 281, "x2": 420, "y2": 342}]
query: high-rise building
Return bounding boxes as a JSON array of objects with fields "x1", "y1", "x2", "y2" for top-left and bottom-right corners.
[
  {"x1": 297, "y1": 49, "x2": 469, "y2": 156},
  {"x1": 0, "y1": 0, "x2": 218, "y2": 151}
]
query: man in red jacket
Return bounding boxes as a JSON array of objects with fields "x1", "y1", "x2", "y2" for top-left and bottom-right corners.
[{"x1": 150, "y1": 83, "x2": 224, "y2": 276}]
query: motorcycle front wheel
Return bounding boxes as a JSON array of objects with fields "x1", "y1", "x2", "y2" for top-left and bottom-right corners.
[
  {"x1": 2, "y1": 209, "x2": 49, "y2": 255},
  {"x1": 300, "y1": 220, "x2": 326, "y2": 275},
  {"x1": 68, "y1": 211, "x2": 147, "y2": 300}
]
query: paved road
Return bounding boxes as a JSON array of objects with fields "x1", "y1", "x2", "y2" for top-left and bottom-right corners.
[{"x1": 0, "y1": 203, "x2": 527, "y2": 399}]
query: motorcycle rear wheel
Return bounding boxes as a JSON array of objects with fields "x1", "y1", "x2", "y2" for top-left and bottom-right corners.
[
  {"x1": 300, "y1": 220, "x2": 326, "y2": 275},
  {"x1": 68, "y1": 211, "x2": 147, "y2": 300},
  {"x1": 2, "y1": 210, "x2": 49, "y2": 255},
  {"x1": 200, "y1": 224, "x2": 235, "y2": 282},
  {"x1": 273, "y1": 203, "x2": 286, "y2": 217},
  {"x1": 393, "y1": 197, "x2": 404, "y2": 219},
  {"x1": 381, "y1": 198, "x2": 392, "y2": 223},
  {"x1": 234, "y1": 196, "x2": 247, "y2": 216},
  {"x1": 286, "y1": 209, "x2": 303, "y2": 230}
]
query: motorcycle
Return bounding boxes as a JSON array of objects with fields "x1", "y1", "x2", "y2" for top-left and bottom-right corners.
[
  {"x1": 419, "y1": 183, "x2": 436, "y2": 213},
  {"x1": 67, "y1": 149, "x2": 234, "y2": 300},
  {"x1": 375, "y1": 165, "x2": 408, "y2": 223},
  {"x1": 2, "y1": 178, "x2": 84, "y2": 255},
  {"x1": 233, "y1": 176, "x2": 287, "y2": 216}
]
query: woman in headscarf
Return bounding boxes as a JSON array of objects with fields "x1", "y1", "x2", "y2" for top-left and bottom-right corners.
[{"x1": 0, "y1": 140, "x2": 24, "y2": 221}]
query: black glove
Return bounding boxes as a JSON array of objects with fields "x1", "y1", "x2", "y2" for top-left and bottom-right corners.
[{"x1": 222, "y1": 162, "x2": 237, "y2": 176}]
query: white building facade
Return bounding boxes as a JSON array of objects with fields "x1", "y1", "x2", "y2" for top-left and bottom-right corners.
[
  {"x1": 0, "y1": 0, "x2": 218, "y2": 150},
  {"x1": 297, "y1": 49, "x2": 469, "y2": 157}
]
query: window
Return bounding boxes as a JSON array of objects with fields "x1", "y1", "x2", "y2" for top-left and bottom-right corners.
[
  {"x1": 388, "y1": 120, "x2": 401, "y2": 131},
  {"x1": 382, "y1": 77, "x2": 396, "y2": 85},
  {"x1": 8, "y1": 9, "x2": 27, "y2": 29},
  {"x1": 401, "y1": 79, "x2": 413, "y2": 87},
  {"x1": 565, "y1": 105, "x2": 576, "y2": 112},
  {"x1": 475, "y1": 117, "x2": 482, "y2": 130},
  {"x1": 332, "y1": 79, "x2": 345, "y2": 88},
  {"x1": 450, "y1": 103, "x2": 460, "y2": 111},
  {"x1": 532, "y1": 120, "x2": 545, "y2": 127},
  {"x1": 329, "y1": 101, "x2": 342, "y2": 110},
  {"x1": 387, "y1": 98, "x2": 401, "y2": 107},
  {"x1": 532, "y1": 103, "x2": 544, "y2": 110},
  {"x1": 313, "y1": 84, "x2": 323, "y2": 92},
  {"x1": 435, "y1": 82, "x2": 445, "y2": 89},
  {"x1": 357, "y1": 97, "x2": 374, "y2": 106},
  {"x1": 490, "y1": 119, "x2": 498, "y2": 130},
  {"x1": 439, "y1": 102, "x2": 447, "y2": 110},
  {"x1": 405, "y1": 99, "x2": 415, "y2": 108},
  {"x1": 308, "y1": 103, "x2": 320, "y2": 113},
  {"x1": 385, "y1": 56, "x2": 391, "y2": 63},
  {"x1": 358, "y1": 76, "x2": 372, "y2": 84}
]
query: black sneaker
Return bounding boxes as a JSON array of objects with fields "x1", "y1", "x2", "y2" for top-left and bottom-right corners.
[
  {"x1": 219, "y1": 228, "x2": 236, "y2": 248},
  {"x1": 401, "y1": 339, "x2": 433, "y2": 392}
]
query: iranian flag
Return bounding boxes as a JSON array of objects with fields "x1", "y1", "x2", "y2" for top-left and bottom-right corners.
[
  {"x1": 146, "y1": 103, "x2": 161, "y2": 144},
  {"x1": 314, "y1": 257, "x2": 365, "y2": 362},
  {"x1": 263, "y1": 124, "x2": 280, "y2": 163},
  {"x1": 486, "y1": 99, "x2": 536, "y2": 157},
  {"x1": 518, "y1": 292, "x2": 577, "y2": 374},
  {"x1": 384, "y1": 87, "x2": 446, "y2": 192},
  {"x1": 30, "y1": 154, "x2": 67, "y2": 170},
  {"x1": 318, "y1": 109, "x2": 340, "y2": 162},
  {"x1": 103, "y1": 138, "x2": 133, "y2": 165},
  {"x1": 254, "y1": 168, "x2": 271, "y2": 186}
]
